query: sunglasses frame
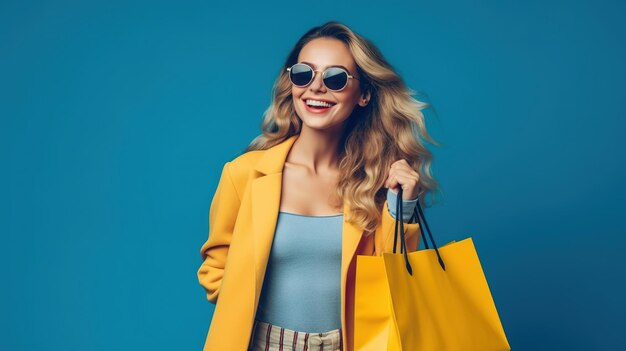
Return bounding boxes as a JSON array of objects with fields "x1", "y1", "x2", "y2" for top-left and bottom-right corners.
[{"x1": 286, "y1": 62, "x2": 360, "y2": 92}]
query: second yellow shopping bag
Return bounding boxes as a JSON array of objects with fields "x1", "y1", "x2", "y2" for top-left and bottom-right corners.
[{"x1": 354, "y1": 189, "x2": 511, "y2": 350}]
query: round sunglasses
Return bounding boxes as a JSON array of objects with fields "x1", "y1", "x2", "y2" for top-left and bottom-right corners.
[{"x1": 286, "y1": 63, "x2": 359, "y2": 92}]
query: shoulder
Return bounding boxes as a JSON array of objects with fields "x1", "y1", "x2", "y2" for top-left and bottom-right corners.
[
  {"x1": 222, "y1": 135, "x2": 295, "y2": 187},
  {"x1": 223, "y1": 149, "x2": 265, "y2": 185}
]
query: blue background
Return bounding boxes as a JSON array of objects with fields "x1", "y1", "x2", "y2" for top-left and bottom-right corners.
[{"x1": 2, "y1": 0, "x2": 624, "y2": 350}]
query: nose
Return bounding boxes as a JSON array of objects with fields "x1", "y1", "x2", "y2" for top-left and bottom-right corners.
[{"x1": 309, "y1": 71, "x2": 326, "y2": 92}]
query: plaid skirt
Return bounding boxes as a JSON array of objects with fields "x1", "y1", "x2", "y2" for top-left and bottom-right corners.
[{"x1": 248, "y1": 319, "x2": 343, "y2": 351}]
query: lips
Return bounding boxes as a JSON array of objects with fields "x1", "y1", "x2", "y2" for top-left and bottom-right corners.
[
  {"x1": 303, "y1": 97, "x2": 336, "y2": 105},
  {"x1": 302, "y1": 99, "x2": 335, "y2": 114}
]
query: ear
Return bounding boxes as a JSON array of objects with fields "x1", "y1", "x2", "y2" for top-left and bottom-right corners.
[{"x1": 358, "y1": 88, "x2": 371, "y2": 107}]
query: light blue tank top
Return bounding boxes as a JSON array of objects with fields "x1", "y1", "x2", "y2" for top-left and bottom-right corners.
[{"x1": 254, "y1": 188, "x2": 418, "y2": 333}]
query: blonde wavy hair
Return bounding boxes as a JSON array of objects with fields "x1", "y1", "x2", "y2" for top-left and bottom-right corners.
[{"x1": 243, "y1": 21, "x2": 443, "y2": 235}]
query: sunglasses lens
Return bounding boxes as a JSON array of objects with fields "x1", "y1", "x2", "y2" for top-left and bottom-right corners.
[
  {"x1": 289, "y1": 64, "x2": 313, "y2": 86},
  {"x1": 323, "y1": 67, "x2": 348, "y2": 90}
]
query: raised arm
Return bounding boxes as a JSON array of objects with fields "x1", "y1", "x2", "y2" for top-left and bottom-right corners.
[
  {"x1": 374, "y1": 188, "x2": 421, "y2": 256},
  {"x1": 197, "y1": 161, "x2": 242, "y2": 304}
]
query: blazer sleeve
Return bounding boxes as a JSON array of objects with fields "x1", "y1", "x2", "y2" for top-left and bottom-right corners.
[
  {"x1": 197, "y1": 161, "x2": 242, "y2": 304},
  {"x1": 374, "y1": 190, "x2": 421, "y2": 256}
]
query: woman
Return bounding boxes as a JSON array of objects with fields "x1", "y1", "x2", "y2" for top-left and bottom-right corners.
[{"x1": 197, "y1": 21, "x2": 441, "y2": 351}]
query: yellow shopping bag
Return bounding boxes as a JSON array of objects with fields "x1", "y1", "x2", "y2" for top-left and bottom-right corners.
[{"x1": 354, "y1": 189, "x2": 511, "y2": 350}]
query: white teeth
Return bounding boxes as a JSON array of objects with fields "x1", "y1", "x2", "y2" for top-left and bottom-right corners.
[{"x1": 306, "y1": 99, "x2": 335, "y2": 108}]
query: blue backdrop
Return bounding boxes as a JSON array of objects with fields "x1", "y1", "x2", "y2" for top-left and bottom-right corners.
[{"x1": 2, "y1": 0, "x2": 624, "y2": 350}]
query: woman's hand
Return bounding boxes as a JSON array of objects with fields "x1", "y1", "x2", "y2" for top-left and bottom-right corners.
[{"x1": 384, "y1": 159, "x2": 420, "y2": 201}]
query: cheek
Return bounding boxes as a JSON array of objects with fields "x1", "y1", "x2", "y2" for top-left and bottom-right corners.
[
  {"x1": 292, "y1": 88, "x2": 305, "y2": 106},
  {"x1": 336, "y1": 95, "x2": 359, "y2": 111},
  {"x1": 336, "y1": 90, "x2": 360, "y2": 105},
  {"x1": 292, "y1": 86, "x2": 306, "y2": 97}
]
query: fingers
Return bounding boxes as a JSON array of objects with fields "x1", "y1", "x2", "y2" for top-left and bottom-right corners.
[
  {"x1": 384, "y1": 160, "x2": 421, "y2": 201},
  {"x1": 386, "y1": 172, "x2": 419, "y2": 190},
  {"x1": 389, "y1": 159, "x2": 419, "y2": 176},
  {"x1": 385, "y1": 159, "x2": 419, "y2": 188},
  {"x1": 389, "y1": 167, "x2": 419, "y2": 181}
]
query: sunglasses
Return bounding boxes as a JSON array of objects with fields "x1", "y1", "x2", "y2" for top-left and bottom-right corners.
[{"x1": 286, "y1": 63, "x2": 360, "y2": 92}]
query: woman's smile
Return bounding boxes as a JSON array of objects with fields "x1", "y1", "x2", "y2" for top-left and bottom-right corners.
[{"x1": 302, "y1": 98, "x2": 337, "y2": 114}]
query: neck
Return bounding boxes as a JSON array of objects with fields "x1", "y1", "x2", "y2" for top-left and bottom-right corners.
[{"x1": 288, "y1": 124, "x2": 347, "y2": 175}]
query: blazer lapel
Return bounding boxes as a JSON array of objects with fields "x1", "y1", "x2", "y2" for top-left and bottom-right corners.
[{"x1": 249, "y1": 134, "x2": 365, "y2": 314}]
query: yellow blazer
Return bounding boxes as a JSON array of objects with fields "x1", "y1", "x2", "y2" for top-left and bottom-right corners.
[{"x1": 197, "y1": 134, "x2": 420, "y2": 351}]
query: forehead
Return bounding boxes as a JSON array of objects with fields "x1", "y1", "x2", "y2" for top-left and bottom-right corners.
[{"x1": 297, "y1": 37, "x2": 356, "y2": 73}]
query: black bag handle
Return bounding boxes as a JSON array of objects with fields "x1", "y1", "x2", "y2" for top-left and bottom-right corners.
[{"x1": 392, "y1": 188, "x2": 446, "y2": 274}]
